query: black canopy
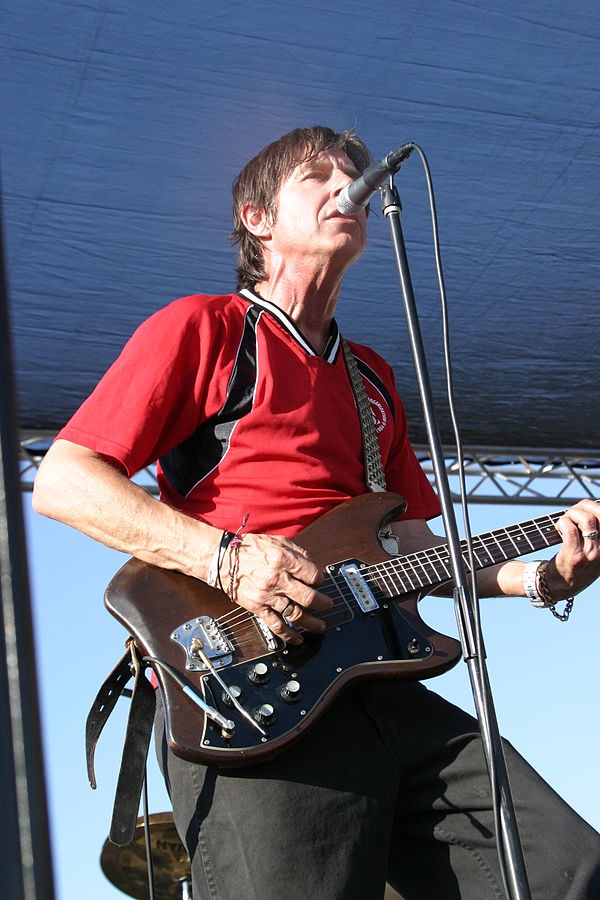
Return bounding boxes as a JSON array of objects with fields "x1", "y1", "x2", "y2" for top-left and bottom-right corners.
[{"x1": 3, "y1": 0, "x2": 599, "y2": 452}]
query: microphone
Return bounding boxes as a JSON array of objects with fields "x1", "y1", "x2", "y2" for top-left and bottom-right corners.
[{"x1": 336, "y1": 142, "x2": 415, "y2": 215}]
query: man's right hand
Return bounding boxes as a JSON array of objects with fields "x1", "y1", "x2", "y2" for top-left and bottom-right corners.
[{"x1": 219, "y1": 532, "x2": 333, "y2": 645}]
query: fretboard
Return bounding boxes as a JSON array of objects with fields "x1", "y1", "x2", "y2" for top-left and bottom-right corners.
[{"x1": 365, "y1": 508, "x2": 570, "y2": 600}]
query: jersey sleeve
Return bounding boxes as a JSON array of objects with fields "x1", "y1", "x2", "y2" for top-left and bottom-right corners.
[
  {"x1": 57, "y1": 295, "x2": 233, "y2": 476},
  {"x1": 385, "y1": 413, "x2": 441, "y2": 521}
]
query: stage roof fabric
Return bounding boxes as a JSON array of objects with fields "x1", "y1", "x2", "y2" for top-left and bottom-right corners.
[{"x1": 2, "y1": 1, "x2": 599, "y2": 453}]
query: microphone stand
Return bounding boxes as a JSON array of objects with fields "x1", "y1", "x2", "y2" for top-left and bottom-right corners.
[{"x1": 380, "y1": 180, "x2": 531, "y2": 900}]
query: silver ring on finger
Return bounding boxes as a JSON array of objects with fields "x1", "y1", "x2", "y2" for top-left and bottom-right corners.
[{"x1": 582, "y1": 530, "x2": 599, "y2": 540}]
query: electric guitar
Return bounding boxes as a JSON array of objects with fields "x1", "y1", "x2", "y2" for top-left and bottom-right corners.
[{"x1": 105, "y1": 491, "x2": 568, "y2": 766}]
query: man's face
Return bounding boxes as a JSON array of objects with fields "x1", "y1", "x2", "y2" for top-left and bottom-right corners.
[{"x1": 266, "y1": 148, "x2": 368, "y2": 273}]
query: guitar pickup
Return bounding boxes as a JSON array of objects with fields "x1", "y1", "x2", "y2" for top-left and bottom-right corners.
[
  {"x1": 171, "y1": 616, "x2": 234, "y2": 671},
  {"x1": 337, "y1": 562, "x2": 379, "y2": 613}
]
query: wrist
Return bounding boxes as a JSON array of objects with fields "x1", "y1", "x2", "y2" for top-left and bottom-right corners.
[
  {"x1": 522, "y1": 559, "x2": 560, "y2": 608},
  {"x1": 536, "y1": 559, "x2": 562, "y2": 606},
  {"x1": 537, "y1": 559, "x2": 575, "y2": 621},
  {"x1": 522, "y1": 558, "x2": 575, "y2": 622},
  {"x1": 523, "y1": 560, "x2": 546, "y2": 607}
]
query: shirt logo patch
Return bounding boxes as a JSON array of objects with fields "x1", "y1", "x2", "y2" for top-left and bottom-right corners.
[{"x1": 369, "y1": 398, "x2": 387, "y2": 433}]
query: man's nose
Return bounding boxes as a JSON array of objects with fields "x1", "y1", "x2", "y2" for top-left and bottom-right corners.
[{"x1": 331, "y1": 170, "x2": 355, "y2": 197}]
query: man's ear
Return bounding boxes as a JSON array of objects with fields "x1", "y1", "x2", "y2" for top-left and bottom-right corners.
[{"x1": 240, "y1": 202, "x2": 272, "y2": 239}]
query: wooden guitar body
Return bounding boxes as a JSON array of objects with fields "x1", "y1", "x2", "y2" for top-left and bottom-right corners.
[
  {"x1": 106, "y1": 489, "x2": 569, "y2": 765},
  {"x1": 105, "y1": 492, "x2": 461, "y2": 765}
]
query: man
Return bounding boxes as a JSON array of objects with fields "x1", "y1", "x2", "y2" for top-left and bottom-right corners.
[{"x1": 33, "y1": 126, "x2": 600, "y2": 899}]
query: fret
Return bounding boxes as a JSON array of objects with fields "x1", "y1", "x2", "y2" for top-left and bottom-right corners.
[
  {"x1": 397, "y1": 556, "x2": 419, "y2": 591},
  {"x1": 502, "y1": 528, "x2": 522, "y2": 556},
  {"x1": 365, "y1": 564, "x2": 391, "y2": 598},
  {"x1": 468, "y1": 536, "x2": 495, "y2": 568},
  {"x1": 537, "y1": 515, "x2": 561, "y2": 546},
  {"x1": 506, "y1": 522, "x2": 535, "y2": 553},
  {"x1": 466, "y1": 540, "x2": 485, "y2": 569},
  {"x1": 383, "y1": 559, "x2": 409, "y2": 596},
  {"x1": 410, "y1": 550, "x2": 439, "y2": 585},
  {"x1": 382, "y1": 546, "x2": 451, "y2": 594},
  {"x1": 429, "y1": 545, "x2": 453, "y2": 581},
  {"x1": 531, "y1": 518, "x2": 551, "y2": 547},
  {"x1": 368, "y1": 559, "x2": 410, "y2": 599},
  {"x1": 489, "y1": 531, "x2": 510, "y2": 561}
]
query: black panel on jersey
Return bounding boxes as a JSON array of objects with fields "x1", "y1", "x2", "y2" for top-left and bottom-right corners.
[
  {"x1": 355, "y1": 357, "x2": 396, "y2": 424},
  {"x1": 160, "y1": 306, "x2": 261, "y2": 498}
]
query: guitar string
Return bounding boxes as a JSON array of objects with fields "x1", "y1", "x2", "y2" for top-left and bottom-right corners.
[
  {"x1": 216, "y1": 517, "x2": 564, "y2": 623},
  {"x1": 353, "y1": 512, "x2": 562, "y2": 602},
  {"x1": 216, "y1": 593, "x2": 352, "y2": 636},
  {"x1": 215, "y1": 528, "x2": 555, "y2": 646},
  {"x1": 211, "y1": 523, "x2": 556, "y2": 642},
  {"x1": 214, "y1": 576, "x2": 359, "y2": 647},
  {"x1": 214, "y1": 579, "x2": 349, "y2": 631},
  {"x1": 363, "y1": 517, "x2": 563, "y2": 592},
  {"x1": 215, "y1": 572, "x2": 346, "y2": 620},
  {"x1": 211, "y1": 513, "x2": 567, "y2": 648}
]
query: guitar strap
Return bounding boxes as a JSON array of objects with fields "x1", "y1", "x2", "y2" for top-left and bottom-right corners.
[
  {"x1": 342, "y1": 339, "x2": 402, "y2": 555},
  {"x1": 341, "y1": 338, "x2": 387, "y2": 493},
  {"x1": 85, "y1": 638, "x2": 156, "y2": 846}
]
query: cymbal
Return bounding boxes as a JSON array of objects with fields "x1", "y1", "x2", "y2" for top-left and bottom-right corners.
[{"x1": 100, "y1": 812, "x2": 191, "y2": 899}]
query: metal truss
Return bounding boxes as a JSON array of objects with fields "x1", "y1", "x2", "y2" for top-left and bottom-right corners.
[
  {"x1": 17, "y1": 432, "x2": 600, "y2": 506},
  {"x1": 17, "y1": 431, "x2": 161, "y2": 494},
  {"x1": 413, "y1": 445, "x2": 600, "y2": 506}
]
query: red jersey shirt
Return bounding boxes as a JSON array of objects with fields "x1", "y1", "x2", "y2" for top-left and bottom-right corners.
[{"x1": 58, "y1": 290, "x2": 439, "y2": 536}]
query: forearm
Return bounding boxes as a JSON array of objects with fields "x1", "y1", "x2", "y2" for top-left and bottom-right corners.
[
  {"x1": 33, "y1": 440, "x2": 330, "y2": 644},
  {"x1": 432, "y1": 552, "x2": 532, "y2": 600},
  {"x1": 32, "y1": 439, "x2": 220, "y2": 581},
  {"x1": 474, "y1": 559, "x2": 529, "y2": 598}
]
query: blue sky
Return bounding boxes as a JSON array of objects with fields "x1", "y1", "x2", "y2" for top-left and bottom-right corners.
[{"x1": 24, "y1": 498, "x2": 599, "y2": 899}]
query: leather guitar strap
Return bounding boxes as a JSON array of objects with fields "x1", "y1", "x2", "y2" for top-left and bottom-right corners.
[{"x1": 85, "y1": 639, "x2": 156, "y2": 846}]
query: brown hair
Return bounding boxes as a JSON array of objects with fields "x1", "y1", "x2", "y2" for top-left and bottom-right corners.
[{"x1": 231, "y1": 126, "x2": 371, "y2": 290}]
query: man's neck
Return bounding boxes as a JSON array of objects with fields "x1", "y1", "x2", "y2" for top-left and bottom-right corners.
[{"x1": 254, "y1": 269, "x2": 342, "y2": 357}]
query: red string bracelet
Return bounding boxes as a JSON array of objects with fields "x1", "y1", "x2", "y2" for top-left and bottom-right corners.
[{"x1": 228, "y1": 514, "x2": 249, "y2": 601}]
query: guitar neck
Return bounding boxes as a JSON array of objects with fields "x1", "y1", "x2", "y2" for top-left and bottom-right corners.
[{"x1": 367, "y1": 508, "x2": 570, "y2": 599}]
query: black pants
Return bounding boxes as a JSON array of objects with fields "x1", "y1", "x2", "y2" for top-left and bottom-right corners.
[{"x1": 155, "y1": 682, "x2": 600, "y2": 899}]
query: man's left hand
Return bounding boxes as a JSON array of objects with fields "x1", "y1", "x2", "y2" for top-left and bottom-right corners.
[{"x1": 547, "y1": 499, "x2": 600, "y2": 600}]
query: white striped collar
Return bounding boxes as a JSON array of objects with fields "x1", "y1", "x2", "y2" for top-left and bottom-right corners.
[{"x1": 239, "y1": 287, "x2": 340, "y2": 363}]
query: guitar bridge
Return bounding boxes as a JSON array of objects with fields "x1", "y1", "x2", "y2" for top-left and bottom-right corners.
[{"x1": 171, "y1": 616, "x2": 234, "y2": 671}]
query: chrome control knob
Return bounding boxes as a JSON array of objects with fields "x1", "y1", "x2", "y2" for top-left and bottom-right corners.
[
  {"x1": 248, "y1": 662, "x2": 270, "y2": 684},
  {"x1": 254, "y1": 703, "x2": 275, "y2": 725},
  {"x1": 221, "y1": 685, "x2": 242, "y2": 708},
  {"x1": 280, "y1": 679, "x2": 301, "y2": 703}
]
